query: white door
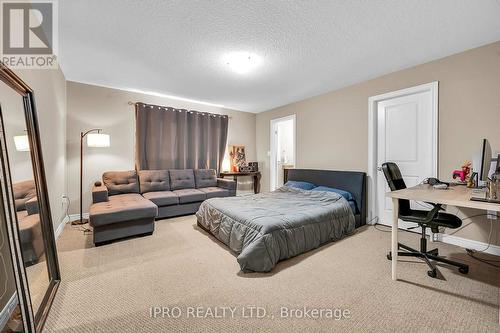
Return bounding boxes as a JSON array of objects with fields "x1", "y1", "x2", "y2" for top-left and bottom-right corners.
[
  {"x1": 270, "y1": 115, "x2": 296, "y2": 191},
  {"x1": 374, "y1": 83, "x2": 438, "y2": 228}
]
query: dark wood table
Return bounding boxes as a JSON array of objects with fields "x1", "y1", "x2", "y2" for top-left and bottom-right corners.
[{"x1": 220, "y1": 171, "x2": 262, "y2": 194}]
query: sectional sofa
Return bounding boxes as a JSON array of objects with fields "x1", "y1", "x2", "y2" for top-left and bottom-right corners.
[
  {"x1": 13, "y1": 180, "x2": 45, "y2": 265},
  {"x1": 89, "y1": 169, "x2": 236, "y2": 246}
]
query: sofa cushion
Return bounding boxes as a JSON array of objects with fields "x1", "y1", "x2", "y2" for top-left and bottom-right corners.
[
  {"x1": 142, "y1": 191, "x2": 178, "y2": 207},
  {"x1": 217, "y1": 178, "x2": 237, "y2": 191},
  {"x1": 138, "y1": 170, "x2": 170, "y2": 193},
  {"x1": 173, "y1": 188, "x2": 206, "y2": 204},
  {"x1": 25, "y1": 197, "x2": 39, "y2": 215},
  {"x1": 194, "y1": 169, "x2": 217, "y2": 188},
  {"x1": 13, "y1": 180, "x2": 37, "y2": 211},
  {"x1": 17, "y1": 212, "x2": 42, "y2": 244},
  {"x1": 92, "y1": 184, "x2": 108, "y2": 204},
  {"x1": 103, "y1": 170, "x2": 140, "y2": 195},
  {"x1": 199, "y1": 187, "x2": 229, "y2": 199},
  {"x1": 169, "y1": 169, "x2": 195, "y2": 190},
  {"x1": 89, "y1": 193, "x2": 157, "y2": 227}
]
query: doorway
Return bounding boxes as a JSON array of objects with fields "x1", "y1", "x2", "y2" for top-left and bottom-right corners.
[
  {"x1": 270, "y1": 115, "x2": 296, "y2": 191},
  {"x1": 368, "y1": 82, "x2": 438, "y2": 228}
]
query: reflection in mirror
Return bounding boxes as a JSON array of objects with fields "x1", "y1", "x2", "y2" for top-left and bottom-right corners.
[
  {"x1": 0, "y1": 206, "x2": 24, "y2": 332},
  {"x1": 0, "y1": 83, "x2": 49, "y2": 319}
]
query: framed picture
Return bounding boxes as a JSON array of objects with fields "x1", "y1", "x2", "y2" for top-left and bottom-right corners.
[{"x1": 229, "y1": 145, "x2": 246, "y2": 170}]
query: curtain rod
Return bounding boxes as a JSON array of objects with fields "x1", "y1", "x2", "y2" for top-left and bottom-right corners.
[{"x1": 128, "y1": 101, "x2": 231, "y2": 119}]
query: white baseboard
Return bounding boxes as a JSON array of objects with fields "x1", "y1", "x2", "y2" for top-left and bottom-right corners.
[
  {"x1": 434, "y1": 233, "x2": 500, "y2": 256},
  {"x1": 54, "y1": 213, "x2": 89, "y2": 240},
  {"x1": 68, "y1": 213, "x2": 89, "y2": 222},
  {"x1": 54, "y1": 219, "x2": 66, "y2": 240},
  {"x1": 0, "y1": 292, "x2": 18, "y2": 330},
  {"x1": 376, "y1": 223, "x2": 500, "y2": 256}
]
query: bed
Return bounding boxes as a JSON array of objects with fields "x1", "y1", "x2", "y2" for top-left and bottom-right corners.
[{"x1": 196, "y1": 169, "x2": 367, "y2": 272}]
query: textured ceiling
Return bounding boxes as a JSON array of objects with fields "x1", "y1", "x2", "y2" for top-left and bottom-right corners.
[{"x1": 59, "y1": 0, "x2": 500, "y2": 112}]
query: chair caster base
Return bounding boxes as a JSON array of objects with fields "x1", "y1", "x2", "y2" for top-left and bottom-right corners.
[
  {"x1": 427, "y1": 248, "x2": 439, "y2": 256},
  {"x1": 427, "y1": 269, "x2": 437, "y2": 278}
]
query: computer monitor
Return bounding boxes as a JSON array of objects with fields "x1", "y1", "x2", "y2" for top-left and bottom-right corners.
[{"x1": 479, "y1": 138, "x2": 492, "y2": 181}]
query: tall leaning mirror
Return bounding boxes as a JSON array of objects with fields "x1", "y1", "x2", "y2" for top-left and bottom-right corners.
[{"x1": 0, "y1": 64, "x2": 60, "y2": 332}]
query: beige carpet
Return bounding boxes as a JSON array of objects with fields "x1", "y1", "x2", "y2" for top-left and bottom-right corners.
[
  {"x1": 25, "y1": 257, "x2": 50, "y2": 314},
  {"x1": 44, "y1": 216, "x2": 500, "y2": 332}
]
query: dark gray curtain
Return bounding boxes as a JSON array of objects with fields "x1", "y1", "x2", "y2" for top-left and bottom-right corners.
[{"x1": 135, "y1": 103, "x2": 229, "y2": 172}]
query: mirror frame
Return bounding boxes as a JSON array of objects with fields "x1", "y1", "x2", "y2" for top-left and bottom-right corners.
[{"x1": 0, "y1": 63, "x2": 60, "y2": 332}]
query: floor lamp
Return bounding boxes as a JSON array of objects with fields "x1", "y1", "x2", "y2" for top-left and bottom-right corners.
[{"x1": 73, "y1": 129, "x2": 110, "y2": 225}]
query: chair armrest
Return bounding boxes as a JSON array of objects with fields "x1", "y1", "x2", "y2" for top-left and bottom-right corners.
[
  {"x1": 423, "y1": 204, "x2": 442, "y2": 224},
  {"x1": 25, "y1": 196, "x2": 39, "y2": 215},
  {"x1": 217, "y1": 178, "x2": 236, "y2": 191},
  {"x1": 92, "y1": 183, "x2": 108, "y2": 203}
]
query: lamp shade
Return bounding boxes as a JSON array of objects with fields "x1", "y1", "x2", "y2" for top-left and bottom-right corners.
[
  {"x1": 87, "y1": 133, "x2": 110, "y2": 147},
  {"x1": 14, "y1": 135, "x2": 30, "y2": 151}
]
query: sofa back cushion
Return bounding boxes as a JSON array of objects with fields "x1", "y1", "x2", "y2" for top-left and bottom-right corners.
[
  {"x1": 169, "y1": 169, "x2": 195, "y2": 190},
  {"x1": 103, "y1": 170, "x2": 140, "y2": 195},
  {"x1": 194, "y1": 169, "x2": 217, "y2": 188},
  {"x1": 138, "y1": 170, "x2": 170, "y2": 193},
  {"x1": 13, "y1": 180, "x2": 36, "y2": 211}
]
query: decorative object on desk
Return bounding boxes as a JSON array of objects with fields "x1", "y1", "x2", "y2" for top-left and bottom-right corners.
[
  {"x1": 229, "y1": 145, "x2": 246, "y2": 171},
  {"x1": 248, "y1": 162, "x2": 259, "y2": 172},
  {"x1": 462, "y1": 160, "x2": 472, "y2": 180},
  {"x1": 239, "y1": 163, "x2": 259, "y2": 173},
  {"x1": 239, "y1": 165, "x2": 252, "y2": 172},
  {"x1": 467, "y1": 172, "x2": 478, "y2": 188},
  {"x1": 491, "y1": 156, "x2": 500, "y2": 200},
  {"x1": 75, "y1": 129, "x2": 110, "y2": 225},
  {"x1": 452, "y1": 170, "x2": 465, "y2": 182},
  {"x1": 452, "y1": 160, "x2": 472, "y2": 184},
  {"x1": 452, "y1": 160, "x2": 471, "y2": 183},
  {"x1": 488, "y1": 170, "x2": 500, "y2": 200}
]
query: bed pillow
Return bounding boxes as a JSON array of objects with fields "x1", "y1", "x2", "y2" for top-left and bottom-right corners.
[
  {"x1": 311, "y1": 186, "x2": 354, "y2": 201},
  {"x1": 284, "y1": 181, "x2": 316, "y2": 190}
]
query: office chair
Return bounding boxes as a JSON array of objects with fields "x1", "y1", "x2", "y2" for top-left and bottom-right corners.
[{"x1": 381, "y1": 162, "x2": 469, "y2": 278}]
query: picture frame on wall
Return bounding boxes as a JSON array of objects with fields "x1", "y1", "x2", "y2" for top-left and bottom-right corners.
[{"x1": 229, "y1": 145, "x2": 246, "y2": 172}]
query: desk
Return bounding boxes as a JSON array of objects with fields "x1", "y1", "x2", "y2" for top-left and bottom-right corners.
[
  {"x1": 220, "y1": 171, "x2": 261, "y2": 194},
  {"x1": 386, "y1": 184, "x2": 500, "y2": 281}
]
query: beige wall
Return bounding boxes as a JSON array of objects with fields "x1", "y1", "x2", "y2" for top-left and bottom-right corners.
[
  {"x1": 12, "y1": 68, "x2": 67, "y2": 233},
  {"x1": 66, "y1": 82, "x2": 256, "y2": 215},
  {"x1": 256, "y1": 42, "x2": 500, "y2": 246}
]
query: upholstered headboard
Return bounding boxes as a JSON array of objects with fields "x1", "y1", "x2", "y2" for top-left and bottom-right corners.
[{"x1": 284, "y1": 169, "x2": 367, "y2": 227}]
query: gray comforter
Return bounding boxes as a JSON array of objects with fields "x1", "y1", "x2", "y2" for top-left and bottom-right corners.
[{"x1": 196, "y1": 186, "x2": 355, "y2": 272}]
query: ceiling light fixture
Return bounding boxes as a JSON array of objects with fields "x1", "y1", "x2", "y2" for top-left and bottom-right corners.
[{"x1": 223, "y1": 52, "x2": 262, "y2": 74}]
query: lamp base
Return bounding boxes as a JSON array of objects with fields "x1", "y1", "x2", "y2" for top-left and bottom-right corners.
[{"x1": 71, "y1": 218, "x2": 89, "y2": 225}]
